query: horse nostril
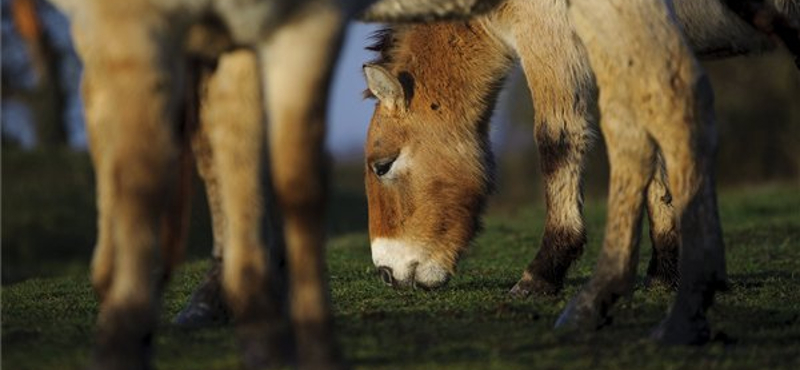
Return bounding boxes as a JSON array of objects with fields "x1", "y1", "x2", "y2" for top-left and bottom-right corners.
[{"x1": 378, "y1": 266, "x2": 394, "y2": 286}]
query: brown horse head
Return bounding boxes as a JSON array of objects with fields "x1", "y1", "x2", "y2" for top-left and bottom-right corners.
[{"x1": 363, "y1": 22, "x2": 512, "y2": 288}]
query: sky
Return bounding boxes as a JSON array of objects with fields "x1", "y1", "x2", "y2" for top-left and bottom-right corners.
[{"x1": 326, "y1": 23, "x2": 382, "y2": 160}]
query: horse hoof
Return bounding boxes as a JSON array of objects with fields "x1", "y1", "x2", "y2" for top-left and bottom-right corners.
[
  {"x1": 643, "y1": 275, "x2": 679, "y2": 291},
  {"x1": 643, "y1": 266, "x2": 679, "y2": 291},
  {"x1": 236, "y1": 317, "x2": 294, "y2": 370},
  {"x1": 174, "y1": 261, "x2": 230, "y2": 328},
  {"x1": 554, "y1": 294, "x2": 609, "y2": 331},
  {"x1": 293, "y1": 322, "x2": 347, "y2": 370},
  {"x1": 508, "y1": 276, "x2": 560, "y2": 298},
  {"x1": 91, "y1": 327, "x2": 154, "y2": 370},
  {"x1": 651, "y1": 315, "x2": 711, "y2": 345}
]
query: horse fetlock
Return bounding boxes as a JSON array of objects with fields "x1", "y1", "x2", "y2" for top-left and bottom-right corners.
[
  {"x1": 222, "y1": 255, "x2": 267, "y2": 316},
  {"x1": 516, "y1": 227, "x2": 586, "y2": 297},
  {"x1": 653, "y1": 275, "x2": 729, "y2": 345},
  {"x1": 174, "y1": 259, "x2": 230, "y2": 327},
  {"x1": 509, "y1": 270, "x2": 561, "y2": 298},
  {"x1": 231, "y1": 273, "x2": 292, "y2": 369},
  {"x1": 554, "y1": 289, "x2": 613, "y2": 331},
  {"x1": 236, "y1": 314, "x2": 294, "y2": 370},
  {"x1": 293, "y1": 320, "x2": 345, "y2": 370},
  {"x1": 93, "y1": 303, "x2": 156, "y2": 370},
  {"x1": 645, "y1": 231, "x2": 681, "y2": 290},
  {"x1": 651, "y1": 310, "x2": 711, "y2": 346}
]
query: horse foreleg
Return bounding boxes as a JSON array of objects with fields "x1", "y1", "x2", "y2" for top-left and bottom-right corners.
[
  {"x1": 648, "y1": 73, "x2": 728, "y2": 346},
  {"x1": 510, "y1": 114, "x2": 591, "y2": 297},
  {"x1": 78, "y1": 16, "x2": 181, "y2": 370},
  {"x1": 556, "y1": 104, "x2": 655, "y2": 329},
  {"x1": 508, "y1": 0, "x2": 594, "y2": 297},
  {"x1": 259, "y1": 3, "x2": 345, "y2": 369}
]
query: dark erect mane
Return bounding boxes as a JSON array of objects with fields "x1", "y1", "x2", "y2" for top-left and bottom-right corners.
[{"x1": 366, "y1": 27, "x2": 397, "y2": 66}]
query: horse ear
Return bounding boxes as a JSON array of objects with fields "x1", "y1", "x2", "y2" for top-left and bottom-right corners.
[{"x1": 364, "y1": 64, "x2": 407, "y2": 111}]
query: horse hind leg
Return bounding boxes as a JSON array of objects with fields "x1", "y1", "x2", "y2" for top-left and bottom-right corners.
[
  {"x1": 172, "y1": 62, "x2": 232, "y2": 327},
  {"x1": 649, "y1": 74, "x2": 728, "y2": 345},
  {"x1": 259, "y1": 3, "x2": 345, "y2": 369},
  {"x1": 89, "y1": 162, "x2": 115, "y2": 300},
  {"x1": 197, "y1": 50, "x2": 292, "y2": 369}
]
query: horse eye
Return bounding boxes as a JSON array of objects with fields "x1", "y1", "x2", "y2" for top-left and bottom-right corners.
[{"x1": 371, "y1": 156, "x2": 397, "y2": 177}]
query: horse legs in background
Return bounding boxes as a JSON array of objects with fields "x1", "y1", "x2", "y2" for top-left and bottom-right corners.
[
  {"x1": 193, "y1": 49, "x2": 298, "y2": 368},
  {"x1": 173, "y1": 61, "x2": 237, "y2": 328},
  {"x1": 558, "y1": 0, "x2": 727, "y2": 344}
]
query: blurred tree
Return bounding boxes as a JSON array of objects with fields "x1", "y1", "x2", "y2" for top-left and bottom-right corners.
[{"x1": 705, "y1": 51, "x2": 800, "y2": 184}]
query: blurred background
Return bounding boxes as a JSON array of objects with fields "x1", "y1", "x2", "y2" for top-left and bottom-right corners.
[{"x1": 3, "y1": 0, "x2": 799, "y2": 284}]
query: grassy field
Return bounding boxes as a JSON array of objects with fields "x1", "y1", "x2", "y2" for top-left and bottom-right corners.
[{"x1": 3, "y1": 168, "x2": 799, "y2": 370}]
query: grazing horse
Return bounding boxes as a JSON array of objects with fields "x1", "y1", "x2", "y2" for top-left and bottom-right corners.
[
  {"x1": 363, "y1": 0, "x2": 797, "y2": 341},
  {"x1": 364, "y1": 0, "x2": 797, "y2": 292},
  {"x1": 173, "y1": 0, "x2": 799, "y2": 326}
]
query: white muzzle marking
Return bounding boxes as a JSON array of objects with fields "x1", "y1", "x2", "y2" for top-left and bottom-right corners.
[{"x1": 371, "y1": 237, "x2": 449, "y2": 288}]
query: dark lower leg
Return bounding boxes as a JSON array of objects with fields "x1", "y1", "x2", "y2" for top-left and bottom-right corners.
[
  {"x1": 645, "y1": 157, "x2": 680, "y2": 289},
  {"x1": 174, "y1": 258, "x2": 230, "y2": 327},
  {"x1": 511, "y1": 225, "x2": 586, "y2": 296},
  {"x1": 648, "y1": 74, "x2": 728, "y2": 345},
  {"x1": 653, "y1": 177, "x2": 727, "y2": 344},
  {"x1": 173, "y1": 65, "x2": 230, "y2": 328}
]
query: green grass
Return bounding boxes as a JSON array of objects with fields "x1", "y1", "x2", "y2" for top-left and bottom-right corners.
[{"x1": 3, "y1": 183, "x2": 799, "y2": 369}]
